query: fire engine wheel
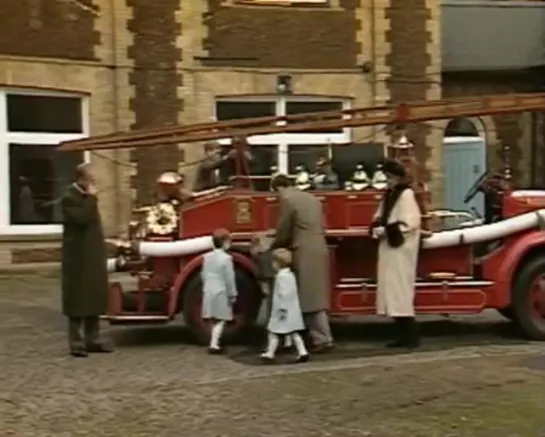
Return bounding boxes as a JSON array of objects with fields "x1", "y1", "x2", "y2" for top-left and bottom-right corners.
[
  {"x1": 181, "y1": 267, "x2": 262, "y2": 344},
  {"x1": 497, "y1": 307, "x2": 515, "y2": 321},
  {"x1": 511, "y1": 256, "x2": 545, "y2": 341}
]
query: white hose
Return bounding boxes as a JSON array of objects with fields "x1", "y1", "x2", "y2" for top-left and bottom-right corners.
[
  {"x1": 423, "y1": 208, "x2": 545, "y2": 249},
  {"x1": 138, "y1": 235, "x2": 214, "y2": 257},
  {"x1": 128, "y1": 208, "x2": 545, "y2": 257}
]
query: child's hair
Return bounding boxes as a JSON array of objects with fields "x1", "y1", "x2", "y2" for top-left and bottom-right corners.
[
  {"x1": 212, "y1": 228, "x2": 230, "y2": 248},
  {"x1": 272, "y1": 248, "x2": 292, "y2": 267}
]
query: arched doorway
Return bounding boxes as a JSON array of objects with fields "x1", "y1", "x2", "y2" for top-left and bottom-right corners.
[{"x1": 442, "y1": 117, "x2": 487, "y2": 216}]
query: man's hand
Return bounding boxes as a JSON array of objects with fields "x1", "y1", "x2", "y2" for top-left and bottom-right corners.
[
  {"x1": 87, "y1": 184, "x2": 97, "y2": 196},
  {"x1": 372, "y1": 226, "x2": 385, "y2": 239}
]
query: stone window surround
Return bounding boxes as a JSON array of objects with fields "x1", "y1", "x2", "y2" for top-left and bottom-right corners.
[
  {"x1": 230, "y1": 0, "x2": 331, "y2": 6},
  {"x1": 0, "y1": 88, "x2": 90, "y2": 236},
  {"x1": 215, "y1": 95, "x2": 351, "y2": 174}
]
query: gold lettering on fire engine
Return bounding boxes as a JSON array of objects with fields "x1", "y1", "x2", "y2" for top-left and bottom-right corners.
[{"x1": 235, "y1": 200, "x2": 252, "y2": 224}]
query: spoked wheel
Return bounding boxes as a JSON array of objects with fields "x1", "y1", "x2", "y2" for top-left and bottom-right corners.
[
  {"x1": 182, "y1": 267, "x2": 262, "y2": 344},
  {"x1": 511, "y1": 257, "x2": 545, "y2": 341}
]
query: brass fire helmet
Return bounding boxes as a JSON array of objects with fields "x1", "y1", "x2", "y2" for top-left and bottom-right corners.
[{"x1": 156, "y1": 171, "x2": 183, "y2": 200}]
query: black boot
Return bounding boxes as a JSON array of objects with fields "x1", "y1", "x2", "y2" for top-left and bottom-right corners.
[
  {"x1": 405, "y1": 317, "x2": 421, "y2": 349},
  {"x1": 386, "y1": 317, "x2": 420, "y2": 349},
  {"x1": 386, "y1": 318, "x2": 406, "y2": 348}
]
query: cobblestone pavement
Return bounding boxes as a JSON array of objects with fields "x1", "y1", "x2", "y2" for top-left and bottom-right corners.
[{"x1": 0, "y1": 272, "x2": 544, "y2": 437}]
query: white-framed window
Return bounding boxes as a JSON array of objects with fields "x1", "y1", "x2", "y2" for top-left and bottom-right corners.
[
  {"x1": 0, "y1": 88, "x2": 89, "y2": 235},
  {"x1": 215, "y1": 96, "x2": 351, "y2": 189}
]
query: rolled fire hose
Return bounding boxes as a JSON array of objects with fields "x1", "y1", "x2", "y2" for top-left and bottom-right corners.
[
  {"x1": 423, "y1": 208, "x2": 545, "y2": 249},
  {"x1": 129, "y1": 209, "x2": 545, "y2": 257},
  {"x1": 104, "y1": 208, "x2": 545, "y2": 269}
]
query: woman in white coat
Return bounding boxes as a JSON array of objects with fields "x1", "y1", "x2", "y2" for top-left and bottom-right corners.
[
  {"x1": 260, "y1": 248, "x2": 309, "y2": 364},
  {"x1": 370, "y1": 159, "x2": 422, "y2": 349}
]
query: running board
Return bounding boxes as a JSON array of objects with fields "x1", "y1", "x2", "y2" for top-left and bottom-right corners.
[
  {"x1": 335, "y1": 280, "x2": 494, "y2": 289},
  {"x1": 101, "y1": 314, "x2": 172, "y2": 324}
]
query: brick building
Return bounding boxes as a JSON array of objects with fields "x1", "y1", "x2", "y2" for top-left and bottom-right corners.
[{"x1": 0, "y1": 0, "x2": 541, "y2": 265}]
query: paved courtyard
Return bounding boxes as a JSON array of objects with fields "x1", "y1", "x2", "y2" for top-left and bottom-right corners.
[{"x1": 0, "y1": 271, "x2": 544, "y2": 437}]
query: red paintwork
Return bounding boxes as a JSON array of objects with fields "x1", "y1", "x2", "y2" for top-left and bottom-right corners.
[
  {"x1": 168, "y1": 250, "x2": 255, "y2": 316},
  {"x1": 106, "y1": 184, "x2": 545, "y2": 330}
]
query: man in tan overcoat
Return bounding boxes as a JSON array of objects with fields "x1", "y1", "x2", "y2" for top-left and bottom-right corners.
[
  {"x1": 270, "y1": 174, "x2": 334, "y2": 353},
  {"x1": 370, "y1": 159, "x2": 421, "y2": 349}
]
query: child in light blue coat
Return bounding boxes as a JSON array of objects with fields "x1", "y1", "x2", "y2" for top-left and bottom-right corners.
[
  {"x1": 260, "y1": 248, "x2": 309, "y2": 364},
  {"x1": 201, "y1": 228, "x2": 238, "y2": 354}
]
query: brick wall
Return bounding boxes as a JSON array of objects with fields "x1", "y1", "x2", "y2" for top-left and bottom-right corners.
[
  {"x1": 0, "y1": 0, "x2": 99, "y2": 60},
  {"x1": 0, "y1": 0, "x2": 134, "y2": 264},
  {"x1": 442, "y1": 71, "x2": 542, "y2": 187},
  {"x1": 203, "y1": 1, "x2": 361, "y2": 69},
  {"x1": 386, "y1": 0, "x2": 433, "y2": 180},
  {"x1": 127, "y1": 0, "x2": 184, "y2": 206}
]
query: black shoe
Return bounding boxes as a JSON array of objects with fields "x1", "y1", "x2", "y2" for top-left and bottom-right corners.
[
  {"x1": 208, "y1": 347, "x2": 223, "y2": 355},
  {"x1": 86, "y1": 343, "x2": 113, "y2": 353},
  {"x1": 295, "y1": 354, "x2": 310, "y2": 363},
  {"x1": 311, "y1": 343, "x2": 334, "y2": 354},
  {"x1": 259, "y1": 355, "x2": 276, "y2": 365},
  {"x1": 386, "y1": 339, "x2": 406, "y2": 348},
  {"x1": 405, "y1": 337, "x2": 421, "y2": 350},
  {"x1": 70, "y1": 349, "x2": 88, "y2": 358}
]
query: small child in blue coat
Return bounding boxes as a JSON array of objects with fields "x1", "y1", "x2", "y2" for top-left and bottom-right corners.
[
  {"x1": 260, "y1": 248, "x2": 309, "y2": 364},
  {"x1": 201, "y1": 228, "x2": 238, "y2": 354}
]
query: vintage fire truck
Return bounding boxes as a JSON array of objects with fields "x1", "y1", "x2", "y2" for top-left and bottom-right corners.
[{"x1": 59, "y1": 93, "x2": 545, "y2": 342}]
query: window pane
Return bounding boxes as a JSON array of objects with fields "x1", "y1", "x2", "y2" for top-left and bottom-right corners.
[
  {"x1": 285, "y1": 101, "x2": 343, "y2": 133},
  {"x1": 332, "y1": 142, "x2": 385, "y2": 186},
  {"x1": 7, "y1": 94, "x2": 83, "y2": 133},
  {"x1": 9, "y1": 144, "x2": 83, "y2": 225},
  {"x1": 220, "y1": 144, "x2": 278, "y2": 191},
  {"x1": 215, "y1": 101, "x2": 276, "y2": 121},
  {"x1": 288, "y1": 144, "x2": 329, "y2": 174}
]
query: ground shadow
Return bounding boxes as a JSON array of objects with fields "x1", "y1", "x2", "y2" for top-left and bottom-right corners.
[
  {"x1": 227, "y1": 319, "x2": 528, "y2": 366},
  {"x1": 111, "y1": 317, "x2": 527, "y2": 353}
]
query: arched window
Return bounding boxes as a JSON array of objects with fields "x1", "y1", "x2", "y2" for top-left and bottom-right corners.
[{"x1": 444, "y1": 117, "x2": 480, "y2": 137}]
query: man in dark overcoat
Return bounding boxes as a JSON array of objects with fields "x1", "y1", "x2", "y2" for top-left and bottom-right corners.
[
  {"x1": 193, "y1": 142, "x2": 226, "y2": 192},
  {"x1": 61, "y1": 164, "x2": 112, "y2": 357},
  {"x1": 270, "y1": 174, "x2": 334, "y2": 353}
]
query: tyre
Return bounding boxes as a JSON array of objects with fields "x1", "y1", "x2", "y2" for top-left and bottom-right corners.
[
  {"x1": 511, "y1": 256, "x2": 545, "y2": 341},
  {"x1": 497, "y1": 306, "x2": 515, "y2": 322},
  {"x1": 182, "y1": 266, "x2": 262, "y2": 344}
]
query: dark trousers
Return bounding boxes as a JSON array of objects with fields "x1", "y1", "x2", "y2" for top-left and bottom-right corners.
[
  {"x1": 68, "y1": 316, "x2": 100, "y2": 351},
  {"x1": 303, "y1": 310, "x2": 334, "y2": 347}
]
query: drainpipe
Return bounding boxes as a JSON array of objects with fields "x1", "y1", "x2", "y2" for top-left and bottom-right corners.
[
  {"x1": 370, "y1": 0, "x2": 378, "y2": 139},
  {"x1": 109, "y1": 0, "x2": 121, "y2": 234},
  {"x1": 531, "y1": 111, "x2": 537, "y2": 187}
]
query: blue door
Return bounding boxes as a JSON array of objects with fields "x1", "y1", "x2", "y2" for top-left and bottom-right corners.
[{"x1": 443, "y1": 138, "x2": 486, "y2": 217}]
